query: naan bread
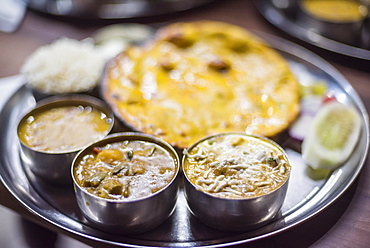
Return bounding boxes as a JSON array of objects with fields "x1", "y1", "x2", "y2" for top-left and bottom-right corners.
[{"x1": 102, "y1": 21, "x2": 300, "y2": 148}]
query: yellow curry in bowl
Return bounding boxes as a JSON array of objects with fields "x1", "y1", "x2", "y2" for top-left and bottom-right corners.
[
  {"x1": 18, "y1": 100, "x2": 113, "y2": 153},
  {"x1": 301, "y1": 0, "x2": 368, "y2": 23}
]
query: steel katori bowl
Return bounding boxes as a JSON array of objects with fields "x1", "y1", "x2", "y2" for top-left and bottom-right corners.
[
  {"x1": 297, "y1": 0, "x2": 369, "y2": 46},
  {"x1": 182, "y1": 132, "x2": 291, "y2": 231},
  {"x1": 71, "y1": 132, "x2": 180, "y2": 234},
  {"x1": 17, "y1": 94, "x2": 114, "y2": 185}
]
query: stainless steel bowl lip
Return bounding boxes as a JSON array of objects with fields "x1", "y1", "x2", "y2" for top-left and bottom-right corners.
[
  {"x1": 298, "y1": 0, "x2": 369, "y2": 24},
  {"x1": 71, "y1": 131, "x2": 180, "y2": 203},
  {"x1": 182, "y1": 131, "x2": 291, "y2": 201},
  {"x1": 26, "y1": 82, "x2": 101, "y2": 102},
  {"x1": 16, "y1": 94, "x2": 115, "y2": 155}
]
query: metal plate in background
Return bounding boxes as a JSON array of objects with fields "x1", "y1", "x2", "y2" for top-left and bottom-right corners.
[
  {"x1": 0, "y1": 33, "x2": 369, "y2": 247},
  {"x1": 27, "y1": 0, "x2": 215, "y2": 19},
  {"x1": 254, "y1": 0, "x2": 370, "y2": 62}
]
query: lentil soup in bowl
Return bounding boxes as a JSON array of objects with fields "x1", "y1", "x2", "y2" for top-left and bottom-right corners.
[{"x1": 17, "y1": 95, "x2": 114, "y2": 184}]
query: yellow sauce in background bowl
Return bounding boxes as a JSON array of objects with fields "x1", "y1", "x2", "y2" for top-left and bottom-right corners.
[{"x1": 302, "y1": 0, "x2": 368, "y2": 23}]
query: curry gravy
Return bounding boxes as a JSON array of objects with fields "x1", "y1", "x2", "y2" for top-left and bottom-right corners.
[
  {"x1": 74, "y1": 140, "x2": 176, "y2": 200},
  {"x1": 18, "y1": 105, "x2": 112, "y2": 153},
  {"x1": 183, "y1": 134, "x2": 291, "y2": 199}
]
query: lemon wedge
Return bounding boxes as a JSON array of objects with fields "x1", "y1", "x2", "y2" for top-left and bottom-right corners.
[{"x1": 302, "y1": 101, "x2": 362, "y2": 170}]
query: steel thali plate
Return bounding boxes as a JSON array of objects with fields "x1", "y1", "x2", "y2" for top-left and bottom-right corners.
[{"x1": 0, "y1": 33, "x2": 369, "y2": 247}]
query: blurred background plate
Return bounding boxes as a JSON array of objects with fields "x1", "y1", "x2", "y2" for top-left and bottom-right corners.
[
  {"x1": 254, "y1": 0, "x2": 370, "y2": 64},
  {"x1": 27, "y1": 0, "x2": 215, "y2": 19}
]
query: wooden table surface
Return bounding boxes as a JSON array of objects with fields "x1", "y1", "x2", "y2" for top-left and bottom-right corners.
[{"x1": 0, "y1": 0, "x2": 369, "y2": 247}]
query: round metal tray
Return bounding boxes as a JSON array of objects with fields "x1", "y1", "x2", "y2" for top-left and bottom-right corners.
[
  {"x1": 27, "y1": 0, "x2": 215, "y2": 19},
  {"x1": 254, "y1": 0, "x2": 370, "y2": 62},
  {"x1": 0, "y1": 33, "x2": 368, "y2": 247}
]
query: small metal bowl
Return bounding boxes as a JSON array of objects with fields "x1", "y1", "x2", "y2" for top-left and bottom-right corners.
[
  {"x1": 182, "y1": 132, "x2": 291, "y2": 231},
  {"x1": 71, "y1": 132, "x2": 180, "y2": 234},
  {"x1": 17, "y1": 94, "x2": 114, "y2": 184},
  {"x1": 298, "y1": 0, "x2": 369, "y2": 46}
]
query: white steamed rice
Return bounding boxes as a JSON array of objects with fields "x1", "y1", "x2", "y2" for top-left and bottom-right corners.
[{"x1": 21, "y1": 38, "x2": 107, "y2": 94}]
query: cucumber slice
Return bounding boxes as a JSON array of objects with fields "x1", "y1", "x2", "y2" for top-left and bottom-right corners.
[{"x1": 301, "y1": 101, "x2": 362, "y2": 170}]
